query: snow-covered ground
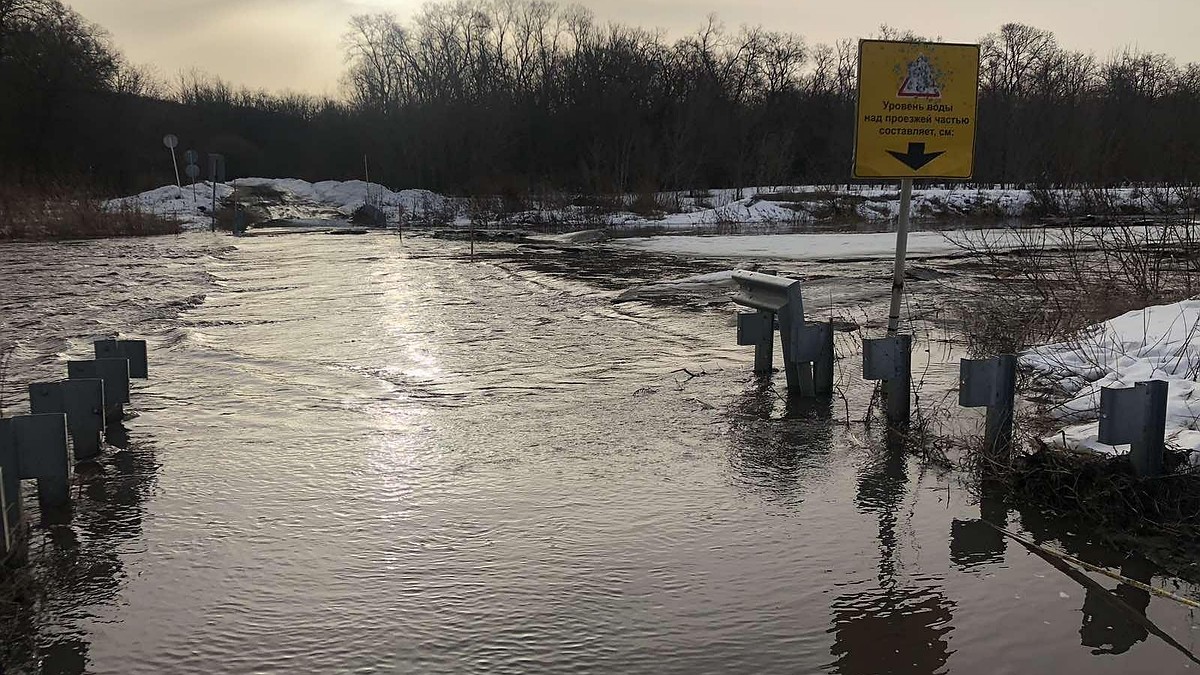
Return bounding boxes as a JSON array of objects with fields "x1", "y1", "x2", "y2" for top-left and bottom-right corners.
[
  {"x1": 610, "y1": 224, "x2": 1196, "y2": 262},
  {"x1": 105, "y1": 179, "x2": 450, "y2": 231},
  {"x1": 1021, "y1": 299, "x2": 1200, "y2": 461},
  {"x1": 107, "y1": 183, "x2": 234, "y2": 230},
  {"x1": 106, "y1": 180, "x2": 1193, "y2": 233}
]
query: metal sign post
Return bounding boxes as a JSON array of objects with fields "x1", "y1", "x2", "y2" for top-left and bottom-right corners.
[
  {"x1": 208, "y1": 154, "x2": 226, "y2": 232},
  {"x1": 186, "y1": 164, "x2": 200, "y2": 201},
  {"x1": 853, "y1": 40, "x2": 980, "y2": 335},
  {"x1": 163, "y1": 134, "x2": 181, "y2": 191},
  {"x1": 184, "y1": 149, "x2": 200, "y2": 201}
]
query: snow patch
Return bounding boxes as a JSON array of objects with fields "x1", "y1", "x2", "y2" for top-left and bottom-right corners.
[
  {"x1": 105, "y1": 183, "x2": 233, "y2": 231},
  {"x1": 1021, "y1": 299, "x2": 1200, "y2": 460}
]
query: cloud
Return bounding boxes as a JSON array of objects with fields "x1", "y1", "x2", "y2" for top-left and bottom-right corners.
[{"x1": 69, "y1": 0, "x2": 1199, "y2": 94}]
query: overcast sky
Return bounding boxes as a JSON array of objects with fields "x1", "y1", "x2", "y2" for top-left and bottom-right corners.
[{"x1": 71, "y1": 0, "x2": 1198, "y2": 95}]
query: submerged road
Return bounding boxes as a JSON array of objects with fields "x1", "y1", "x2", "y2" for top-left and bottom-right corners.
[{"x1": 1, "y1": 232, "x2": 1197, "y2": 673}]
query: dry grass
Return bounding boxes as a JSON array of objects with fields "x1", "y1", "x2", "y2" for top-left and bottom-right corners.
[{"x1": 0, "y1": 184, "x2": 181, "y2": 241}]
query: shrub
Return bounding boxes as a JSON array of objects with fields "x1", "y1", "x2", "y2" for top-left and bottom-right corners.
[{"x1": 0, "y1": 184, "x2": 181, "y2": 241}]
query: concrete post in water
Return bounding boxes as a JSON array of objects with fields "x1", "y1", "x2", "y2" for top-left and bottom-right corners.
[
  {"x1": 68, "y1": 358, "x2": 130, "y2": 422},
  {"x1": 0, "y1": 414, "x2": 72, "y2": 512},
  {"x1": 959, "y1": 354, "x2": 1018, "y2": 458},
  {"x1": 29, "y1": 379, "x2": 106, "y2": 461},
  {"x1": 1099, "y1": 380, "x2": 1169, "y2": 477},
  {"x1": 863, "y1": 334, "x2": 912, "y2": 430},
  {"x1": 94, "y1": 339, "x2": 148, "y2": 379}
]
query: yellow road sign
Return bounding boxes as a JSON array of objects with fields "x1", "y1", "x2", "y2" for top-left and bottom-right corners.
[{"x1": 853, "y1": 40, "x2": 980, "y2": 179}]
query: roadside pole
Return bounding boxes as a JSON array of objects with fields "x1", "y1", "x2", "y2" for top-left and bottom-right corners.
[
  {"x1": 887, "y1": 178, "x2": 913, "y2": 335},
  {"x1": 853, "y1": 39, "x2": 980, "y2": 429},
  {"x1": 163, "y1": 134, "x2": 181, "y2": 192}
]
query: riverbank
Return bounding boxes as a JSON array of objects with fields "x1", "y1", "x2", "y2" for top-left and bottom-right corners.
[
  {"x1": 108, "y1": 179, "x2": 1198, "y2": 233},
  {"x1": 1, "y1": 185, "x2": 181, "y2": 241}
]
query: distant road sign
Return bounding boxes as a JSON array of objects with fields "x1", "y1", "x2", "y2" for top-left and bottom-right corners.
[
  {"x1": 208, "y1": 153, "x2": 225, "y2": 183},
  {"x1": 163, "y1": 134, "x2": 178, "y2": 149},
  {"x1": 185, "y1": 164, "x2": 200, "y2": 179},
  {"x1": 184, "y1": 149, "x2": 199, "y2": 164},
  {"x1": 853, "y1": 40, "x2": 980, "y2": 179}
]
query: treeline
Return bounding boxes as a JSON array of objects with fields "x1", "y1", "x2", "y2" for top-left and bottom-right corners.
[{"x1": 2, "y1": 0, "x2": 1198, "y2": 195}]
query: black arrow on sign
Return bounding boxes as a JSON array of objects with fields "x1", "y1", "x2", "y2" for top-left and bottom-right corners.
[{"x1": 887, "y1": 142, "x2": 945, "y2": 171}]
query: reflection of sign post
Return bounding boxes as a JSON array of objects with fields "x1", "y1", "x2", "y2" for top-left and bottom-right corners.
[{"x1": 853, "y1": 39, "x2": 979, "y2": 335}]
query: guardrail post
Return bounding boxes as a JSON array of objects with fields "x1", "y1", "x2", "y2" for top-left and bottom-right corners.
[
  {"x1": 736, "y1": 311, "x2": 774, "y2": 375},
  {"x1": 792, "y1": 322, "x2": 835, "y2": 396},
  {"x1": 812, "y1": 322, "x2": 835, "y2": 396},
  {"x1": 29, "y1": 379, "x2": 106, "y2": 461},
  {"x1": 778, "y1": 310, "x2": 816, "y2": 397},
  {"x1": 959, "y1": 355, "x2": 1018, "y2": 457},
  {"x1": 0, "y1": 423, "x2": 22, "y2": 533},
  {"x1": 1098, "y1": 380, "x2": 1169, "y2": 477},
  {"x1": 94, "y1": 339, "x2": 148, "y2": 379},
  {"x1": 754, "y1": 270, "x2": 776, "y2": 375},
  {"x1": 863, "y1": 334, "x2": 912, "y2": 429},
  {"x1": 754, "y1": 311, "x2": 773, "y2": 374},
  {"x1": 0, "y1": 414, "x2": 71, "y2": 513},
  {"x1": 68, "y1": 358, "x2": 129, "y2": 422},
  {"x1": 0, "y1": 466, "x2": 9, "y2": 557}
]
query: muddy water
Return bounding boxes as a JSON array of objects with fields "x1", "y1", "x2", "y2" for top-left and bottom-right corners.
[{"x1": 1, "y1": 233, "x2": 1199, "y2": 674}]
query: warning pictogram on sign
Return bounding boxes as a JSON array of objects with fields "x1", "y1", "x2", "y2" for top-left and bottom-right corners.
[{"x1": 897, "y1": 54, "x2": 941, "y2": 98}]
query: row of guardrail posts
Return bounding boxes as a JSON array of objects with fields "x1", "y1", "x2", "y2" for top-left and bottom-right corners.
[
  {"x1": 0, "y1": 339, "x2": 147, "y2": 562},
  {"x1": 731, "y1": 270, "x2": 1172, "y2": 476}
]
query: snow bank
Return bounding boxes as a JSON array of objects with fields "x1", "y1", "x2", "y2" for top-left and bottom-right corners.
[
  {"x1": 106, "y1": 179, "x2": 453, "y2": 231},
  {"x1": 106, "y1": 183, "x2": 234, "y2": 230},
  {"x1": 1021, "y1": 299, "x2": 1200, "y2": 459},
  {"x1": 630, "y1": 187, "x2": 1037, "y2": 229},
  {"x1": 230, "y1": 178, "x2": 450, "y2": 218},
  {"x1": 106, "y1": 180, "x2": 1190, "y2": 233}
]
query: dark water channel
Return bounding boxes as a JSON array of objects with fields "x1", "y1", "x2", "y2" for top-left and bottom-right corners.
[{"x1": 1, "y1": 233, "x2": 1199, "y2": 674}]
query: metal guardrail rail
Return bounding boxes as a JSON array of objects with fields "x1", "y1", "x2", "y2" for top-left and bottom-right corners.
[{"x1": 730, "y1": 271, "x2": 833, "y2": 397}]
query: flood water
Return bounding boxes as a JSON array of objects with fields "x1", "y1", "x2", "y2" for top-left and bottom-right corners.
[{"x1": 1, "y1": 232, "x2": 1199, "y2": 674}]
